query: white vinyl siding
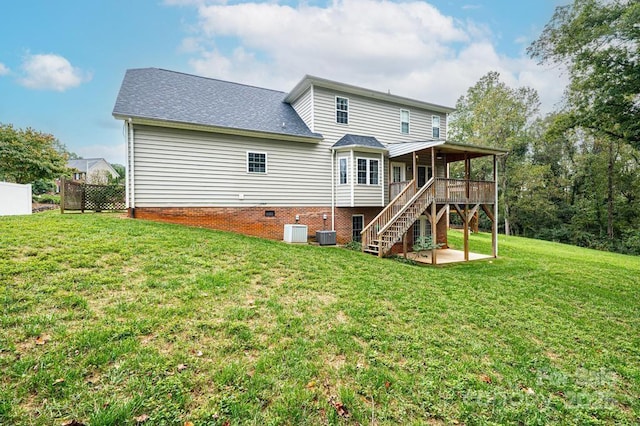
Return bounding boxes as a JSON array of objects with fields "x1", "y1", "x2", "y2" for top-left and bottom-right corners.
[
  {"x1": 335, "y1": 153, "x2": 350, "y2": 206},
  {"x1": 131, "y1": 125, "x2": 333, "y2": 207},
  {"x1": 291, "y1": 87, "x2": 314, "y2": 131},
  {"x1": 314, "y1": 87, "x2": 447, "y2": 145},
  {"x1": 352, "y1": 152, "x2": 383, "y2": 206}
]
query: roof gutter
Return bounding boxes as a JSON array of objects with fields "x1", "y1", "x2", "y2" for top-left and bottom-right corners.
[{"x1": 113, "y1": 115, "x2": 323, "y2": 144}]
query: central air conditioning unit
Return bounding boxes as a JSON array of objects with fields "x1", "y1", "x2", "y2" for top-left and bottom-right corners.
[
  {"x1": 284, "y1": 224, "x2": 308, "y2": 243},
  {"x1": 315, "y1": 230, "x2": 336, "y2": 246}
]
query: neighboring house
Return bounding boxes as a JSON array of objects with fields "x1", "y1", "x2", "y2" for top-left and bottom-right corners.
[
  {"x1": 113, "y1": 68, "x2": 506, "y2": 261},
  {"x1": 67, "y1": 158, "x2": 119, "y2": 184}
]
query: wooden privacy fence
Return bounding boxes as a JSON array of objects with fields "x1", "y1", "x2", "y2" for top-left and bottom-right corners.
[{"x1": 60, "y1": 177, "x2": 126, "y2": 212}]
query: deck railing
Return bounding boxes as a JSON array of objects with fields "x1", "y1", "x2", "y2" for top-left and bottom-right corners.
[{"x1": 433, "y1": 179, "x2": 495, "y2": 204}]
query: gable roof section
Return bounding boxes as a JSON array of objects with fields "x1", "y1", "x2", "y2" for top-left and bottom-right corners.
[
  {"x1": 113, "y1": 68, "x2": 322, "y2": 142},
  {"x1": 285, "y1": 75, "x2": 455, "y2": 114},
  {"x1": 332, "y1": 134, "x2": 387, "y2": 151}
]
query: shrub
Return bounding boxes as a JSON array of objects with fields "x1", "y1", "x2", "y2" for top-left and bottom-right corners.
[
  {"x1": 343, "y1": 240, "x2": 362, "y2": 251},
  {"x1": 32, "y1": 194, "x2": 61, "y2": 204}
]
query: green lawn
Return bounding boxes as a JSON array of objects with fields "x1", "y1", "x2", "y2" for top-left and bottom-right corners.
[{"x1": 1, "y1": 212, "x2": 639, "y2": 425}]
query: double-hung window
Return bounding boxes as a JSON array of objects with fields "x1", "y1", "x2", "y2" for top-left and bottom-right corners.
[
  {"x1": 357, "y1": 158, "x2": 380, "y2": 185},
  {"x1": 369, "y1": 159, "x2": 379, "y2": 185},
  {"x1": 336, "y1": 97, "x2": 349, "y2": 124},
  {"x1": 357, "y1": 159, "x2": 367, "y2": 184},
  {"x1": 432, "y1": 115, "x2": 440, "y2": 139},
  {"x1": 247, "y1": 152, "x2": 267, "y2": 173},
  {"x1": 339, "y1": 157, "x2": 348, "y2": 184},
  {"x1": 401, "y1": 109, "x2": 410, "y2": 134}
]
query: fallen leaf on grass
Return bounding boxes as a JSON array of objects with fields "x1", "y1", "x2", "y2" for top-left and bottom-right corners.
[
  {"x1": 134, "y1": 414, "x2": 149, "y2": 423},
  {"x1": 306, "y1": 380, "x2": 316, "y2": 389},
  {"x1": 184, "y1": 422, "x2": 195, "y2": 426},
  {"x1": 177, "y1": 364, "x2": 188, "y2": 372},
  {"x1": 35, "y1": 334, "x2": 52, "y2": 345},
  {"x1": 61, "y1": 420, "x2": 86, "y2": 426},
  {"x1": 329, "y1": 397, "x2": 350, "y2": 418},
  {"x1": 479, "y1": 374, "x2": 492, "y2": 384},
  {"x1": 53, "y1": 378, "x2": 65, "y2": 385}
]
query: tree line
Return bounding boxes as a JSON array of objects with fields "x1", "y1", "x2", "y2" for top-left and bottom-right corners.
[
  {"x1": 0, "y1": 123, "x2": 125, "y2": 194},
  {"x1": 450, "y1": 0, "x2": 639, "y2": 254}
]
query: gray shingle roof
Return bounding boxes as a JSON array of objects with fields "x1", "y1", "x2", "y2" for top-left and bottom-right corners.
[
  {"x1": 112, "y1": 68, "x2": 321, "y2": 140},
  {"x1": 332, "y1": 134, "x2": 386, "y2": 150}
]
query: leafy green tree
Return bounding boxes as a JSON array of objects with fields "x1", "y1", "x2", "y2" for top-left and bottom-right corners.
[
  {"x1": 0, "y1": 123, "x2": 69, "y2": 184},
  {"x1": 529, "y1": 0, "x2": 640, "y2": 148},
  {"x1": 449, "y1": 71, "x2": 540, "y2": 235},
  {"x1": 110, "y1": 163, "x2": 126, "y2": 185}
]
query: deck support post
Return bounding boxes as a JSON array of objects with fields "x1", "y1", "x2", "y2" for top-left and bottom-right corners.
[
  {"x1": 403, "y1": 231, "x2": 408, "y2": 259},
  {"x1": 412, "y1": 151, "x2": 417, "y2": 191},
  {"x1": 431, "y1": 147, "x2": 437, "y2": 265},
  {"x1": 464, "y1": 203, "x2": 469, "y2": 261},
  {"x1": 60, "y1": 176, "x2": 65, "y2": 214},
  {"x1": 493, "y1": 154, "x2": 498, "y2": 258}
]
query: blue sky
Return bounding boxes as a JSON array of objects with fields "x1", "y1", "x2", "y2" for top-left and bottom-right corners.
[{"x1": 0, "y1": 0, "x2": 567, "y2": 165}]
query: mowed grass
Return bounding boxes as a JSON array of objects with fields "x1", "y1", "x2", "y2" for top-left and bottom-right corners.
[{"x1": 1, "y1": 212, "x2": 639, "y2": 425}]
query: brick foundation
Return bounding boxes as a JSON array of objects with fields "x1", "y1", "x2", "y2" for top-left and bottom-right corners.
[{"x1": 131, "y1": 205, "x2": 450, "y2": 249}]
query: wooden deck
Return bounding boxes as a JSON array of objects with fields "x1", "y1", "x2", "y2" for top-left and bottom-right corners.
[{"x1": 406, "y1": 249, "x2": 493, "y2": 265}]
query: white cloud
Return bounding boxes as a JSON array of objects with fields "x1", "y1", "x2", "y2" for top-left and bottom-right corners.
[
  {"x1": 173, "y1": 0, "x2": 565, "y2": 114},
  {"x1": 0, "y1": 63, "x2": 9, "y2": 75},
  {"x1": 19, "y1": 53, "x2": 92, "y2": 91}
]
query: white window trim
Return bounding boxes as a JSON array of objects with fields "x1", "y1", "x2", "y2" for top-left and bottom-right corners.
[
  {"x1": 400, "y1": 109, "x2": 410, "y2": 134},
  {"x1": 355, "y1": 157, "x2": 381, "y2": 186},
  {"x1": 391, "y1": 162, "x2": 406, "y2": 183},
  {"x1": 432, "y1": 115, "x2": 441, "y2": 139},
  {"x1": 338, "y1": 157, "x2": 348, "y2": 185},
  {"x1": 335, "y1": 96, "x2": 349, "y2": 125},
  {"x1": 246, "y1": 151, "x2": 268, "y2": 174}
]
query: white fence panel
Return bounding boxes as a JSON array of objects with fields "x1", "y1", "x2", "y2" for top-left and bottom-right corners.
[{"x1": 0, "y1": 182, "x2": 32, "y2": 216}]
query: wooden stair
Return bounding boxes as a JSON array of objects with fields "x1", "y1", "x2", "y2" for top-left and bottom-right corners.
[{"x1": 361, "y1": 178, "x2": 436, "y2": 257}]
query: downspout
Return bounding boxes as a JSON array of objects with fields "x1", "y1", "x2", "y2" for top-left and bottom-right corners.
[
  {"x1": 331, "y1": 149, "x2": 335, "y2": 231},
  {"x1": 380, "y1": 151, "x2": 385, "y2": 206},
  {"x1": 128, "y1": 118, "x2": 135, "y2": 215},
  {"x1": 124, "y1": 122, "x2": 129, "y2": 209},
  {"x1": 350, "y1": 150, "x2": 355, "y2": 207}
]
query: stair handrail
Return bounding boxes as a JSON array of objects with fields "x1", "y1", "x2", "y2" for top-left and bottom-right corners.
[
  {"x1": 362, "y1": 179, "x2": 416, "y2": 234},
  {"x1": 361, "y1": 179, "x2": 417, "y2": 250},
  {"x1": 378, "y1": 177, "x2": 436, "y2": 255},
  {"x1": 377, "y1": 177, "x2": 435, "y2": 236}
]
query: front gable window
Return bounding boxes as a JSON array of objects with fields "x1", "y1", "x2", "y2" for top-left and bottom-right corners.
[
  {"x1": 247, "y1": 152, "x2": 267, "y2": 173},
  {"x1": 336, "y1": 97, "x2": 349, "y2": 124},
  {"x1": 432, "y1": 115, "x2": 440, "y2": 139}
]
